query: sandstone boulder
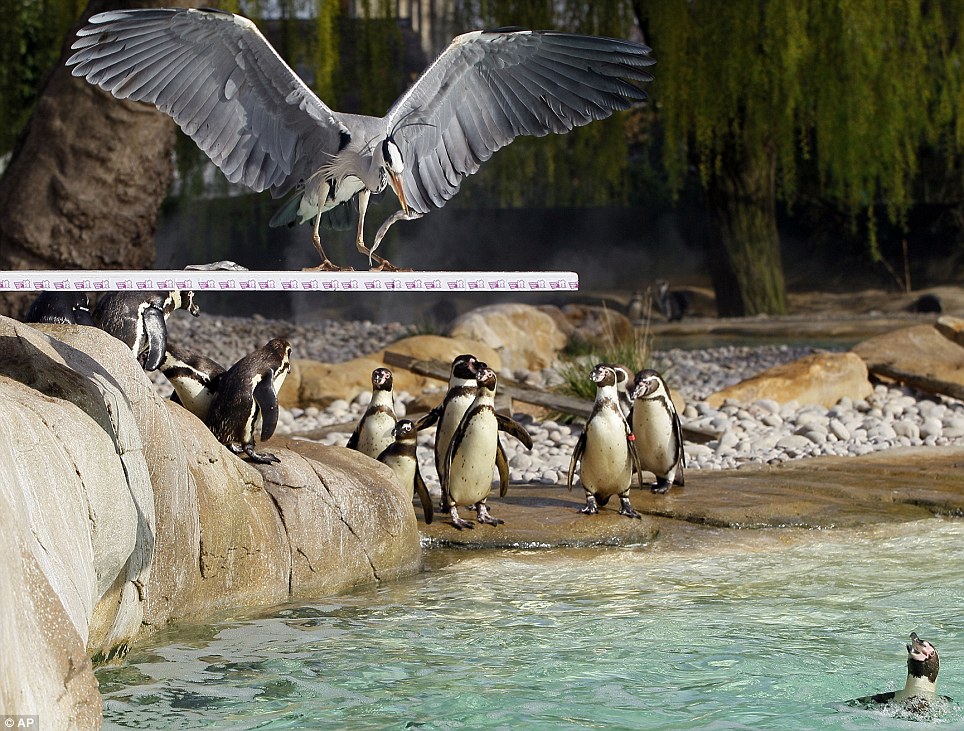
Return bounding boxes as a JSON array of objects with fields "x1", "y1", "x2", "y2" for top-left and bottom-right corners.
[
  {"x1": 279, "y1": 335, "x2": 501, "y2": 408},
  {"x1": 447, "y1": 304, "x2": 566, "y2": 372},
  {"x1": 936, "y1": 315, "x2": 964, "y2": 348},
  {"x1": 853, "y1": 323, "x2": 964, "y2": 400},
  {"x1": 706, "y1": 352, "x2": 872, "y2": 409},
  {"x1": 539, "y1": 303, "x2": 635, "y2": 347}
]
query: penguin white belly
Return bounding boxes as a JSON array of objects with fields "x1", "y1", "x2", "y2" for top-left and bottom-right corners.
[
  {"x1": 357, "y1": 411, "x2": 396, "y2": 458},
  {"x1": 581, "y1": 413, "x2": 633, "y2": 497},
  {"x1": 448, "y1": 417, "x2": 498, "y2": 506},
  {"x1": 380, "y1": 453, "x2": 414, "y2": 501},
  {"x1": 436, "y1": 396, "x2": 473, "y2": 472},
  {"x1": 632, "y1": 402, "x2": 678, "y2": 474}
]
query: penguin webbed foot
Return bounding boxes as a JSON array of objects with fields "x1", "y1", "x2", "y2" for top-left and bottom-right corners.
[
  {"x1": 651, "y1": 480, "x2": 671, "y2": 494},
  {"x1": 579, "y1": 495, "x2": 599, "y2": 515},
  {"x1": 618, "y1": 497, "x2": 642, "y2": 519},
  {"x1": 243, "y1": 444, "x2": 281, "y2": 464},
  {"x1": 475, "y1": 503, "x2": 503, "y2": 526},
  {"x1": 449, "y1": 508, "x2": 474, "y2": 530}
]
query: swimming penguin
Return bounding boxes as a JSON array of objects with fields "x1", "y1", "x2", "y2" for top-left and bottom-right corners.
[
  {"x1": 849, "y1": 633, "x2": 952, "y2": 718},
  {"x1": 568, "y1": 364, "x2": 643, "y2": 518},
  {"x1": 347, "y1": 367, "x2": 397, "y2": 459},
  {"x1": 630, "y1": 368, "x2": 685, "y2": 493},
  {"x1": 377, "y1": 419, "x2": 433, "y2": 524},
  {"x1": 415, "y1": 354, "x2": 483, "y2": 487},
  {"x1": 442, "y1": 367, "x2": 531, "y2": 530},
  {"x1": 206, "y1": 338, "x2": 291, "y2": 464},
  {"x1": 160, "y1": 340, "x2": 226, "y2": 421},
  {"x1": 24, "y1": 291, "x2": 96, "y2": 326},
  {"x1": 93, "y1": 290, "x2": 199, "y2": 371}
]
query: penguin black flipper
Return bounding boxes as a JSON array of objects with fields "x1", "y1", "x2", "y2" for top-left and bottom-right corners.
[
  {"x1": 346, "y1": 426, "x2": 361, "y2": 450},
  {"x1": 673, "y1": 410, "x2": 686, "y2": 485},
  {"x1": 414, "y1": 465, "x2": 434, "y2": 524},
  {"x1": 141, "y1": 305, "x2": 167, "y2": 372},
  {"x1": 253, "y1": 371, "x2": 280, "y2": 441},
  {"x1": 414, "y1": 406, "x2": 441, "y2": 432},
  {"x1": 496, "y1": 439, "x2": 509, "y2": 497},
  {"x1": 567, "y1": 431, "x2": 586, "y2": 491},
  {"x1": 495, "y1": 413, "x2": 533, "y2": 449}
]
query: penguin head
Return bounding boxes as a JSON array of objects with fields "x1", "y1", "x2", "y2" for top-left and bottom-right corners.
[
  {"x1": 265, "y1": 338, "x2": 292, "y2": 370},
  {"x1": 590, "y1": 364, "x2": 616, "y2": 387},
  {"x1": 393, "y1": 419, "x2": 416, "y2": 441},
  {"x1": 907, "y1": 633, "x2": 940, "y2": 683},
  {"x1": 476, "y1": 367, "x2": 497, "y2": 392},
  {"x1": 632, "y1": 369, "x2": 666, "y2": 399},
  {"x1": 452, "y1": 354, "x2": 484, "y2": 381},
  {"x1": 606, "y1": 364, "x2": 631, "y2": 390},
  {"x1": 372, "y1": 367, "x2": 393, "y2": 391}
]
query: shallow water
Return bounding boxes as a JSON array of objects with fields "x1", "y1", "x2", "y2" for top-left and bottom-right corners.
[{"x1": 99, "y1": 520, "x2": 964, "y2": 730}]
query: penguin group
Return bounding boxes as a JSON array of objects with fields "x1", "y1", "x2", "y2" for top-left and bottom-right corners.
[
  {"x1": 568, "y1": 362, "x2": 684, "y2": 518},
  {"x1": 347, "y1": 354, "x2": 533, "y2": 530},
  {"x1": 23, "y1": 289, "x2": 290, "y2": 465}
]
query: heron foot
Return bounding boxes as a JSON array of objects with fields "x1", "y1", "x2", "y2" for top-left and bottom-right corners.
[{"x1": 302, "y1": 260, "x2": 353, "y2": 272}]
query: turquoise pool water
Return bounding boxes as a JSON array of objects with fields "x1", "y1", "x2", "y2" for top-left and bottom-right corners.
[{"x1": 98, "y1": 519, "x2": 964, "y2": 729}]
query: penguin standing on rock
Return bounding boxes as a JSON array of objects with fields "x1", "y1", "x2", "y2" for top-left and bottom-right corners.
[
  {"x1": 206, "y1": 338, "x2": 291, "y2": 464},
  {"x1": 24, "y1": 291, "x2": 96, "y2": 325},
  {"x1": 443, "y1": 367, "x2": 531, "y2": 530},
  {"x1": 568, "y1": 364, "x2": 643, "y2": 518},
  {"x1": 93, "y1": 290, "x2": 199, "y2": 371},
  {"x1": 630, "y1": 368, "x2": 685, "y2": 493},
  {"x1": 377, "y1": 419, "x2": 433, "y2": 524},
  {"x1": 415, "y1": 354, "x2": 483, "y2": 486},
  {"x1": 347, "y1": 367, "x2": 397, "y2": 459},
  {"x1": 160, "y1": 341, "x2": 226, "y2": 421},
  {"x1": 850, "y1": 633, "x2": 952, "y2": 719}
]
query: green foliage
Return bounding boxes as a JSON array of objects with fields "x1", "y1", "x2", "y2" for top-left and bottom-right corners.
[
  {"x1": 0, "y1": 0, "x2": 83, "y2": 155},
  {"x1": 641, "y1": 0, "x2": 964, "y2": 257}
]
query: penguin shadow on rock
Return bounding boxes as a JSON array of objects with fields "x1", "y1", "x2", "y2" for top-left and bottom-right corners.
[
  {"x1": 846, "y1": 633, "x2": 954, "y2": 722},
  {"x1": 345, "y1": 367, "x2": 433, "y2": 524}
]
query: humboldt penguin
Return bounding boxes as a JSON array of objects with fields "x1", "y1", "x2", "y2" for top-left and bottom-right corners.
[
  {"x1": 160, "y1": 340, "x2": 226, "y2": 421},
  {"x1": 347, "y1": 367, "x2": 397, "y2": 459},
  {"x1": 568, "y1": 364, "x2": 643, "y2": 518},
  {"x1": 654, "y1": 279, "x2": 688, "y2": 322},
  {"x1": 609, "y1": 363, "x2": 634, "y2": 417},
  {"x1": 93, "y1": 290, "x2": 199, "y2": 371},
  {"x1": 849, "y1": 633, "x2": 952, "y2": 719},
  {"x1": 442, "y1": 367, "x2": 531, "y2": 529},
  {"x1": 415, "y1": 354, "x2": 483, "y2": 487},
  {"x1": 377, "y1": 419, "x2": 433, "y2": 524},
  {"x1": 630, "y1": 368, "x2": 685, "y2": 493},
  {"x1": 24, "y1": 291, "x2": 96, "y2": 326},
  {"x1": 206, "y1": 338, "x2": 291, "y2": 464}
]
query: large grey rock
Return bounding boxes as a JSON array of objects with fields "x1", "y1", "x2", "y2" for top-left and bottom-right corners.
[{"x1": 448, "y1": 304, "x2": 567, "y2": 371}]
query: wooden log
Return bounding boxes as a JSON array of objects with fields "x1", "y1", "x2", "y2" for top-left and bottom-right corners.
[
  {"x1": 382, "y1": 351, "x2": 719, "y2": 443},
  {"x1": 867, "y1": 364, "x2": 964, "y2": 402}
]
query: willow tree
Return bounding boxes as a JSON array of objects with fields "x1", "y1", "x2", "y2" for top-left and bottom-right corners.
[{"x1": 637, "y1": 1, "x2": 964, "y2": 315}]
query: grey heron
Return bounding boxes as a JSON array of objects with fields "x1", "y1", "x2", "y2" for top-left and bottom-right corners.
[{"x1": 67, "y1": 8, "x2": 655, "y2": 271}]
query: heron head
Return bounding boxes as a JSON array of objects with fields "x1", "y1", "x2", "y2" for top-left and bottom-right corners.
[{"x1": 381, "y1": 137, "x2": 411, "y2": 215}]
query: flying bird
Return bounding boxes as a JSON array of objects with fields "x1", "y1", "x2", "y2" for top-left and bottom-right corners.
[{"x1": 67, "y1": 8, "x2": 655, "y2": 270}]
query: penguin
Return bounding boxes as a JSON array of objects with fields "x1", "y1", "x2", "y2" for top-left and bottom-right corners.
[
  {"x1": 346, "y1": 367, "x2": 396, "y2": 459},
  {"x1": 160, "y1": 340, "x2": 226, "y2": 421},
  {"x1": 630, "y1": 368, "x2": 685, "y2": 493},
  {"x1": 93, "y1": 290, "x2": 199, "y2": 371},
  {"x1": 415, "y1": 354, "x2": 483, "y2": 487},
  {"x1": 654, "y1": 279, "x2": 688, "y2": 322},
  {"x1": 442, "y1": 367, "x2": 531, "y2": 530},
  {"x1": 568, "y1": 364, "x2": 643, "y2": 518},
  {"x1": 24, "y1": 291, "x2": 96, "y2": 326},
  {"x1": 377, "y1": 419, "x2": 433, "y2": 524},
  {"x1": 626, "y1": 290, "x2": 647, "y2": 326},
  {"x1": 206, "y1": 338, "x2": 291, "y2": 464},
  {"x1": 608, "y1": 363, "x2": 634, "y2": 417},
  {"x1": 849, "y1": 633, "x2": 952, "y2": 718}
]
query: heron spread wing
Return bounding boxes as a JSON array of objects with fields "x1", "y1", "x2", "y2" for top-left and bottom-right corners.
[
  {"x1": 385, "y1": 30, "x2": 655, "y2": 214},
  {"x1": 67, "y1": 8, "x2": 349, "y2": 196}
]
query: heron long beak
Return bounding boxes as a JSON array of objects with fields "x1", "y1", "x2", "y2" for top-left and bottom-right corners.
[{"x1": 388, "y1": 170, "x2": 411, "y2": 216}]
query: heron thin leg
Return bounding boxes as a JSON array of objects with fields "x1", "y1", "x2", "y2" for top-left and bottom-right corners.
[{"x1": 302, "y1": 211, "x2": 347, "y2": 272}]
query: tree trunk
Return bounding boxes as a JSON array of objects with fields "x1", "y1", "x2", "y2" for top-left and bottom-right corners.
[
  {"x1": 705, "y1": 136, "x2": 787, "y2": 316},
  {"x1": 0, "y1": 0, "x2": 195, "y2": 317}
]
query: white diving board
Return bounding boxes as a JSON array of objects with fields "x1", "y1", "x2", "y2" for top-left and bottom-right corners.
[{"x1": 0, "y1": 271, "x2": 579, "y2": 292}]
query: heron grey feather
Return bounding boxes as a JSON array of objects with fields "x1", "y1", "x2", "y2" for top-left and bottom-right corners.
[{"x1": 67, "y1": 9, "x2": 654, "y2": 266}]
